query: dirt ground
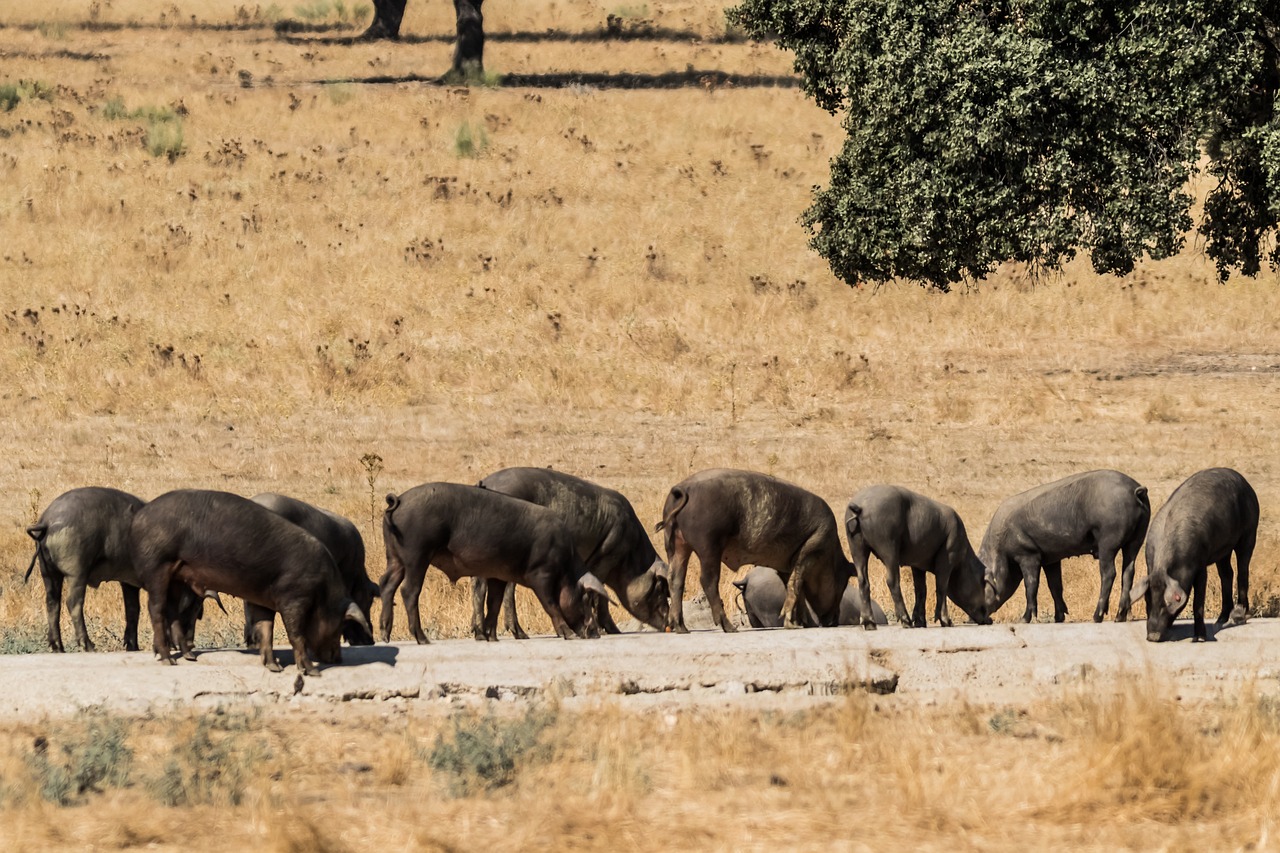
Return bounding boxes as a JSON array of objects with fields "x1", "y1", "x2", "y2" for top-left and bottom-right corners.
[{"x1": 5, "y1": 614, "x2": 1277, "y2": 720}]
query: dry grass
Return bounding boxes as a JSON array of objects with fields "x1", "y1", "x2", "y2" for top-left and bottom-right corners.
[
  {"x1": 1, "y1": 681, "x2": 1280, "y2": 850},
  {"x1": 2, "y1": 1, "x2": 1280, "y2": 646},
  {"x1": 6, "y1": 5, "x2": 1280, "y2": 847}
]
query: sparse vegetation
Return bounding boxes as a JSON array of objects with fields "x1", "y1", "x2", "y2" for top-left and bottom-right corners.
[
  {"x1": 453, "y1": 120, "x2": 488, "y2": 157},
  {"x1": 24, "y1": 707, "x2": 133, "y2": 806},
  {"x1": 1, "y1": 4, "x2": 1280, "y2": 846},
  {"x1": 427, "y1": 705, "x2": 556, "y2": 796}
]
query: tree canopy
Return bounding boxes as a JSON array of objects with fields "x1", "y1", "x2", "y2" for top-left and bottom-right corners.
[{"x1": 727, "y1": 0, "x2": 1280, "y2": 289}]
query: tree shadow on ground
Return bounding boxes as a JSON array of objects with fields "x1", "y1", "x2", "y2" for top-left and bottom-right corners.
[{"x1": 320, "y1": 69, "x2": 799, "y2": 90}]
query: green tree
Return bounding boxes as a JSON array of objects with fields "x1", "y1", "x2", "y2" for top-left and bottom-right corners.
[{"x1": 727, "y1": 0, "x2": 1280, "y2": 290}]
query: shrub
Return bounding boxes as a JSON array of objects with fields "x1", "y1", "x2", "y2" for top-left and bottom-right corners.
[
  {"x1": 144, "y1": 708, "x2": 267, "y2": 806},
  {"x1": 26, "y1": 707, "x2": 133, "y2": 806},
  {"x1": 427, "y1": 705, "x2": 556, "y2": 796},
  {"x1": 454, "y1": 122, "x2": 488, "y2": 158}
]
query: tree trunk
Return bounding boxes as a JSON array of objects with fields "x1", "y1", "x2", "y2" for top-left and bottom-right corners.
[
  {"x1": 362, "y1": 0, "x2": 405, "y2": 40},
  {"x1": 449, "y1": 0, "x2": 485, "y2": 81}
]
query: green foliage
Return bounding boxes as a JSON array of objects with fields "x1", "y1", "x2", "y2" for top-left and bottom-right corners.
[
  {"x1": 1, "y1": 79, "x2": 54, "y2": 112},
  {"x1": 144, "y1": 707, "x2": 266, "y2": 806},
  {"x1": 0, "y1": 626, "x2": 47, "y2": 654},
  {"x1": 295, "y1": 0, "x2": 368, "y2": 22},
  {"x1": 26, "y1": 708, "x2": 133, "y2": 805},
  {"x1": 454, "y1": 121, "x2": 489, "y2": 158},
  {"x1": 426, "y1": 706, "x2": 556, "y2": 796},
  {"x1": 102, "y1": 99, "x2": 185, "y2": 160},
  {"x1": 728, "y1": 0, "x2": 1280, "y2": 289}
]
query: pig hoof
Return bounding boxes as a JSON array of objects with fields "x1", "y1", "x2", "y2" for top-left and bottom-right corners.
[
  {"x1": 1229, "y1": 607, "x2": 1248, "y2": 626},
  {"x1": 182, "y1": 651, "x2": 197, "y2": 662},
  {"x1": 862, "y1": 622, "x2": 877, "y2": 632},
  {"x1": 83, "y1": 641, "x2": 97, "y2": 653},
  {"x1": 513, "y1": 629, "x2": 529, "y2": 640},
  {"x1": 672, "y1": 623, "x2": 689, "y2": 635},
  {"x1": 266, "y1": 660, "x2": 283, "y2": 673},
  {"x1": 1092, "y1": 612, "x2": 1104, "y2": 623},
  {"x1": 1192, "y1": 635, "x2": 1206, "y2": 644},
  {"x1": 720, "y1": 622, "x2": 738, "y2": 633},
  {"x1": 1115, "y1": 612, "x2": 1128, "y2": 623}
]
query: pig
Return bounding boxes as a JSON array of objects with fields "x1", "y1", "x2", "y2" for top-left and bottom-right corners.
[
  {"x1": 24, "y1": 487, "x2": 145, "y2": 652},
  {"x1": 247, "y1": 493, "x2": 377, "y2": 648},
  {"x1": 654, "y1": 468, "x2": 859, "y2": 632},
  {"x1": 470, "y1": 467, "x2": 669, "y2": 639},
  {"x1": 732, "y1": 565, "x2": 888, "y2": 628},
  {"x1": 1132, "y1": 468, "x2": 1258, "y2": 642},
  {"x1": 981, "y1": 470, "x2": 1151, "y2": 623},
  {"x1": 845, "y1": 484, "x2": 991, "y2": 627},
  {"x1": 130, "y1": 489, "x2": 370, "y2": 674},
  {"x1": 379, "y1": 483, "x2": 607, "y2": 643}
]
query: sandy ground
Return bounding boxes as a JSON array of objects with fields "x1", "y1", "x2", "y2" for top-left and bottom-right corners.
[{"x1": 4, "y1": 615, "x2": 1278, "y2": 719}]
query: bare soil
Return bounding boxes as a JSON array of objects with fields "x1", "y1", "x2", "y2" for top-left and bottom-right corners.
[{"x1": 5, "y1": 617, "x2": 1277, "y2": 720}]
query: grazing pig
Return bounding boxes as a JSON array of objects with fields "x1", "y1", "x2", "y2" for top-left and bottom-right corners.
[
  {"x1": 248, "y1": 493, "x2": 377, "y2": 647},
  {"x1": 981, "y1": 470, "x2": 1151, "y2": 623},
  {"x1": 732, "y1": 565, "x2": 888, "y2": 628},
  {"x1": 131, "y1": 489, "x2": 370, "y2": 674},
  {"x1": 654, "y1": 468, "x2": 858, "y2": 632},
  {"x1": 25, "y1": 487, "x2": 146, "y2": 652},
  {"x1": 1132, "y1": 468, "x2": 1258, "y2": 642},
  {"x1": 845, "y1": 485, "x2": 991, "y2": 628},
  {"x1": 470, "y1": 467, "x2": 669, "y2": 640},
  {"x1": 379, "y1": 483, "x2": 607, "y2": 643}
]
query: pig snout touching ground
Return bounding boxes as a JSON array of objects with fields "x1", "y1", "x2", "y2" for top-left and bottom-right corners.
[
  {"x1": 981, "y1": 470, "x2": 1150, "y2": 624},
  {"x1": 379, "y1": 483, "x2": 606, "y2": 643},
  {"x1": 845, "y1": 484, "x2": 990, "y2": 628},
  {"x1": 1133, "y1": 468, "x2": 1258, "y2": 643}
]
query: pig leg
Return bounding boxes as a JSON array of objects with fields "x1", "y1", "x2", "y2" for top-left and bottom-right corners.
[
  {"x1": 482, "y1": 578, "x2": 504, "y2": 641},
  {"x1": 1094, "y1": 546, "x2": 1119, "y2": 623},
  {"x1": 471, "y1": 577, "x2": 489, "y2": 641},
  {"x1": 1230, "y1": 533, "x2": 1253, "y2": 625},
  {"x1": 399, "y1": 566, "x2": 430, "y2": 645},
  {"x1": 848, "y1": 536, "x2": 877, "y2": 631},
  {"x1": 932, "y1": 553, "x2": 953, "y2": 628},
  {"x1": 881, "y1": 550, "x2": 914, "y2": 627},
  {"x1": 665, "y1": 532, "x2": 693, "y2": 634},
  {"x1": 1116, "y1": 542, "x2": 1141, "y2": 622},
  {"x1": 246, "y1": 603, "x2": 280, "y2": 670},
  {"x1": 242, "y1": 601, "x2": 258, "y2": 649},
  {"x1": 597, "y1": 597, "x2": 622, "y2": 635},
  {"x1": 146, "y1": 570, "x2": 176, "y2": 665},
  {"x1": 1214, "y1": 560, "x2": 1235, "y2": 625},
  {"x1": 280, "y1": 610, "x2": 319, "y2": 676},
  {"x1": 376, "y1": 555, "x2": 407, "y2": 643},
  {"x1": 66, "y1": 576, "x2": 95, "y2": 652},
  {"x1": 909, "y1": 567, "x2": 929, "y2": 627},
  {"x1": 1043, "y1": 561, "x2": 1068, "y2": 623},
  {"x1": 698, "y1": 547, "x2": 735, "y2": 633},
  {"x1": 1192, "y1": 565, "x2": 1207, "y2": 642},
  {"x1": 504, "y1": 582, "x2": 528, "y2": 639},
  {"x1": 1017, "y1": 556, "x2": 1042, "y2": 623},
  {"x1": 41, "y1": 570, "x2": 65, "y2": 653},
  {"x1": 120, "y1": 583, "x2": 141, "y2": 652},
  {"x1": 528, "y1": 573, "x2": 577, "y2": 639}
]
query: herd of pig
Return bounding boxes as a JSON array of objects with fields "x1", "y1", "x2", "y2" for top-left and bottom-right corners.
[{"x1": 20, "y1": 465, "x2": 1260, "y2": 675}]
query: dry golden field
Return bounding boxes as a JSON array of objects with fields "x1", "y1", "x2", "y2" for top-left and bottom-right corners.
[{"x1": 3, "y1": 1, "x2": 1280, "y2": 848}]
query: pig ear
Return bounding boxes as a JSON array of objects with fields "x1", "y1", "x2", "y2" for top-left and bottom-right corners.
[
  {"x1": 578, "y1": 572, "x2": 608, "y2": 597},
  {"x1": 652, "y1": 559, "x2": 670, "y2": 581},
  {"x1": 1163, "y1": 579, "x2": 1187, "y2": 615},
  {"x1": 1130, "y1": 575, "x2": 1149, "y2": 602},
  {"x1": 344, "y1": 600, "x2": 372, "y2": 632}
]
